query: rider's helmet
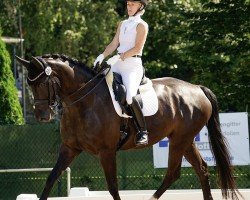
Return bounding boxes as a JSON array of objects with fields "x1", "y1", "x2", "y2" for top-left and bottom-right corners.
[{"x1": 126, "y1": 0, "x2": 148, "y2": 11}]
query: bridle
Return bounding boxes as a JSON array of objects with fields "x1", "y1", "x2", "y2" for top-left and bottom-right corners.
[
  {"x1": 28, "y1": 57, "x2": 110, "y2": 113},
  {"x1": 28, "y1": 57, "x2": 61, "y2": 111}
]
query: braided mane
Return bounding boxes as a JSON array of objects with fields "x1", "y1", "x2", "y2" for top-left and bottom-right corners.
[{"x1": 41, "y1": 54, "x2": 96, "y2": 77}]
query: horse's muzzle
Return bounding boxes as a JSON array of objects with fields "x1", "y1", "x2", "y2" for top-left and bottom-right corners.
[{"x1": 35, "y1": 108, "x2": 54, "y2": 122}]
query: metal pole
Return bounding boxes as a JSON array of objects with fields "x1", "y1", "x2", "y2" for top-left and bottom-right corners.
[
  {"x1": 18, "y1": 0, "x2": 26, "y2": 121},
  {"x1": 58, "y1": 177, "x2": 62, "y2": 197},
  {"x1": 13, "y1": 45, "x2": 17, "y2": 81},
  {"x1": 66, "y1": 167, "x2": 71, "y2": 196}
]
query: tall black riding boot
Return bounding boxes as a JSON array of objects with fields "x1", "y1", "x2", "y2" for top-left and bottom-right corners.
[{"x1": 130, "y1": 97, "x2": 148, "y2": 146}]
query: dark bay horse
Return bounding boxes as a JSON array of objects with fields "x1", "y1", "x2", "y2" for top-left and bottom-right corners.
[{"x1": 16, "y1": 54, "x2": 241, "y2": 200}]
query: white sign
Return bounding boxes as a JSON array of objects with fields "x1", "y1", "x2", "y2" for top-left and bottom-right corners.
[{"x1": 153, "y1": 112, "x2": 250, "y2": 168}]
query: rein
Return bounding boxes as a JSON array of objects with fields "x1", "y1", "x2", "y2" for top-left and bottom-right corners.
[{"x1": 62, "y1": 66, "x2": 111, "y2": 108}]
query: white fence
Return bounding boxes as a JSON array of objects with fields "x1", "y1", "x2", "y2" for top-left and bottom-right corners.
[{"x1": 0, "y1": 167, "x2": 71, "y2": 196}]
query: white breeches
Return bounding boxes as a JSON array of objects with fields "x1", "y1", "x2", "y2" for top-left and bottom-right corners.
[{"x1": 111, "y1": 57, "x2": 143, "y2": 105}]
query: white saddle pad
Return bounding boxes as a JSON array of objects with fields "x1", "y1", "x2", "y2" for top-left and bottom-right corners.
[{"x1": 105, "y1": 56, "x2": 159, "y2": 118}]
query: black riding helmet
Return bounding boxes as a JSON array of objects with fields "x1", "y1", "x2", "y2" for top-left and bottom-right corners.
[
  {"x1": 126, "y1": 0, "x2": 148, "y2": 16},
  {"x1": 126, "y1": 0, "x2": 148, "y2": 10}
]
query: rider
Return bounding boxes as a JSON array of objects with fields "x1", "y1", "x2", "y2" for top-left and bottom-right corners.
[{"x1": 94, "y1": 0, "x2": 149, "y2": 146}]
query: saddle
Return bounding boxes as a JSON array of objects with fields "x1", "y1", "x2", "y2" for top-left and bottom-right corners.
[{"x1": 112, "y1": 72, "x2": 146, "y2": 115}]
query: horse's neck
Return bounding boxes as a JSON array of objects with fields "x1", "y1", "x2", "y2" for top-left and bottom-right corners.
[
  {"x1": 52, "y1": 62, "x2": 94, "y2": 99},
  {"x1": 52, "y1": 63, "x2": 80, "y2": 95}
]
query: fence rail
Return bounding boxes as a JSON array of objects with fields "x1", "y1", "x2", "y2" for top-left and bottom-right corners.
[{"x1": 0, "y1": 167, "x2": 71, "y2": 196}]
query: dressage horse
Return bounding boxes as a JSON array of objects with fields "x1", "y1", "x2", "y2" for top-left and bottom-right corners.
[{"x1": 16, "y1": 54, "x2": 241, "y2": 200}]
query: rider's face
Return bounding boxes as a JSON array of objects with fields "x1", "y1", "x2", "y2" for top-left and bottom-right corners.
[{"x1": 127, "y1": 1, "x2": 142, "y2": 16}]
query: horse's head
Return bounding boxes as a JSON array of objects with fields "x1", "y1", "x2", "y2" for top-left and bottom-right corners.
[{"x1": 16, "y1": 56, "x2": 60, "y2": 122}]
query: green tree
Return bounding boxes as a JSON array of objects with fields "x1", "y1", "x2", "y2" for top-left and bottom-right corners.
[
  {"x1": 0, "y1": 34, "x2": 24, "y2": 125},
  {"x1": 143, "y1": 0, "x2": 190, "y2": 79},
  {"x1": 0, "y1": 0, "x2": 18, "y2": 38},
  {"x1": 180, "y1": 0, "x2": 250, "y2": 111},
  {"x1": 19, "y1": 0, "x2": 119, "y2": 65}
]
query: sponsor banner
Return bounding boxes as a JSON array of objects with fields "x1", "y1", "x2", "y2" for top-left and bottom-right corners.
[{"x1": 153, "y1": 112, "x2": 250, "y2": 168}]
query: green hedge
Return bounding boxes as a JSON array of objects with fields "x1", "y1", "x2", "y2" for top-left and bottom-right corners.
[{"x1": 0, "y1": 35, "x2": 24, "y2": 125}]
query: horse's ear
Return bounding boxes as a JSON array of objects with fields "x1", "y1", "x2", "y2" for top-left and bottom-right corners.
[
  {"x1": 31, "y1": 56, "x2": 44, "y2": 70},
  {"x1": 15, "y1": 56, "x2": 30, "y2": 69}
]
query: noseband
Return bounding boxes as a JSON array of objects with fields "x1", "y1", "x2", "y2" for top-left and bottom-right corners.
[{"x1": 28, "y1": 57, "x2": 61, "y2": 110}]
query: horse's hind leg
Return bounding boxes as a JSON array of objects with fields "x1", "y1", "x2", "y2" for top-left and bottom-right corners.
[
  {"x1": 151, "y1": 140, "x2": 186, "y2": 200},
  {"x1": 39, "y1": 144, "x2": 80, "y2": 200},
  {"x1": 184, "y1": 143, "x2": 213, "y2": 200}
]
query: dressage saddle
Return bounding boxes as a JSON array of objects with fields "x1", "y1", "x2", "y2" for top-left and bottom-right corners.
[{"x1": 112, "y1": 72, "x2": 147, "y2": 113}]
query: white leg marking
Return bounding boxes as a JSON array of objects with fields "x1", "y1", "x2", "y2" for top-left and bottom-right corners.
[{"x1": 148, "y1": 196, "x2": 157, "y2": 200}]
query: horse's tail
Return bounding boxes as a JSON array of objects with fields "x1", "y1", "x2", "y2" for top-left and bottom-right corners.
[{"x1": 200, "y1": 86, "x2": 242, "y2": 200}]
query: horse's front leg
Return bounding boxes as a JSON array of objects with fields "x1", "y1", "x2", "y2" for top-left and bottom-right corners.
[
  {"x1": 40, "y1": 144, "x2": 80, "y2": 200},
  {"x1": 99, "y1": 150, "x2": 121, "y2": 200}
]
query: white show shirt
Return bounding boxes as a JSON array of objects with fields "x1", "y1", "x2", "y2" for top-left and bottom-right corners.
[
  {"x1": 110, "y1": 14, "x2": 148, "y2": 105},
  {"x1": 117, "y1": 15, "x2": 147, "y2": 55}
]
